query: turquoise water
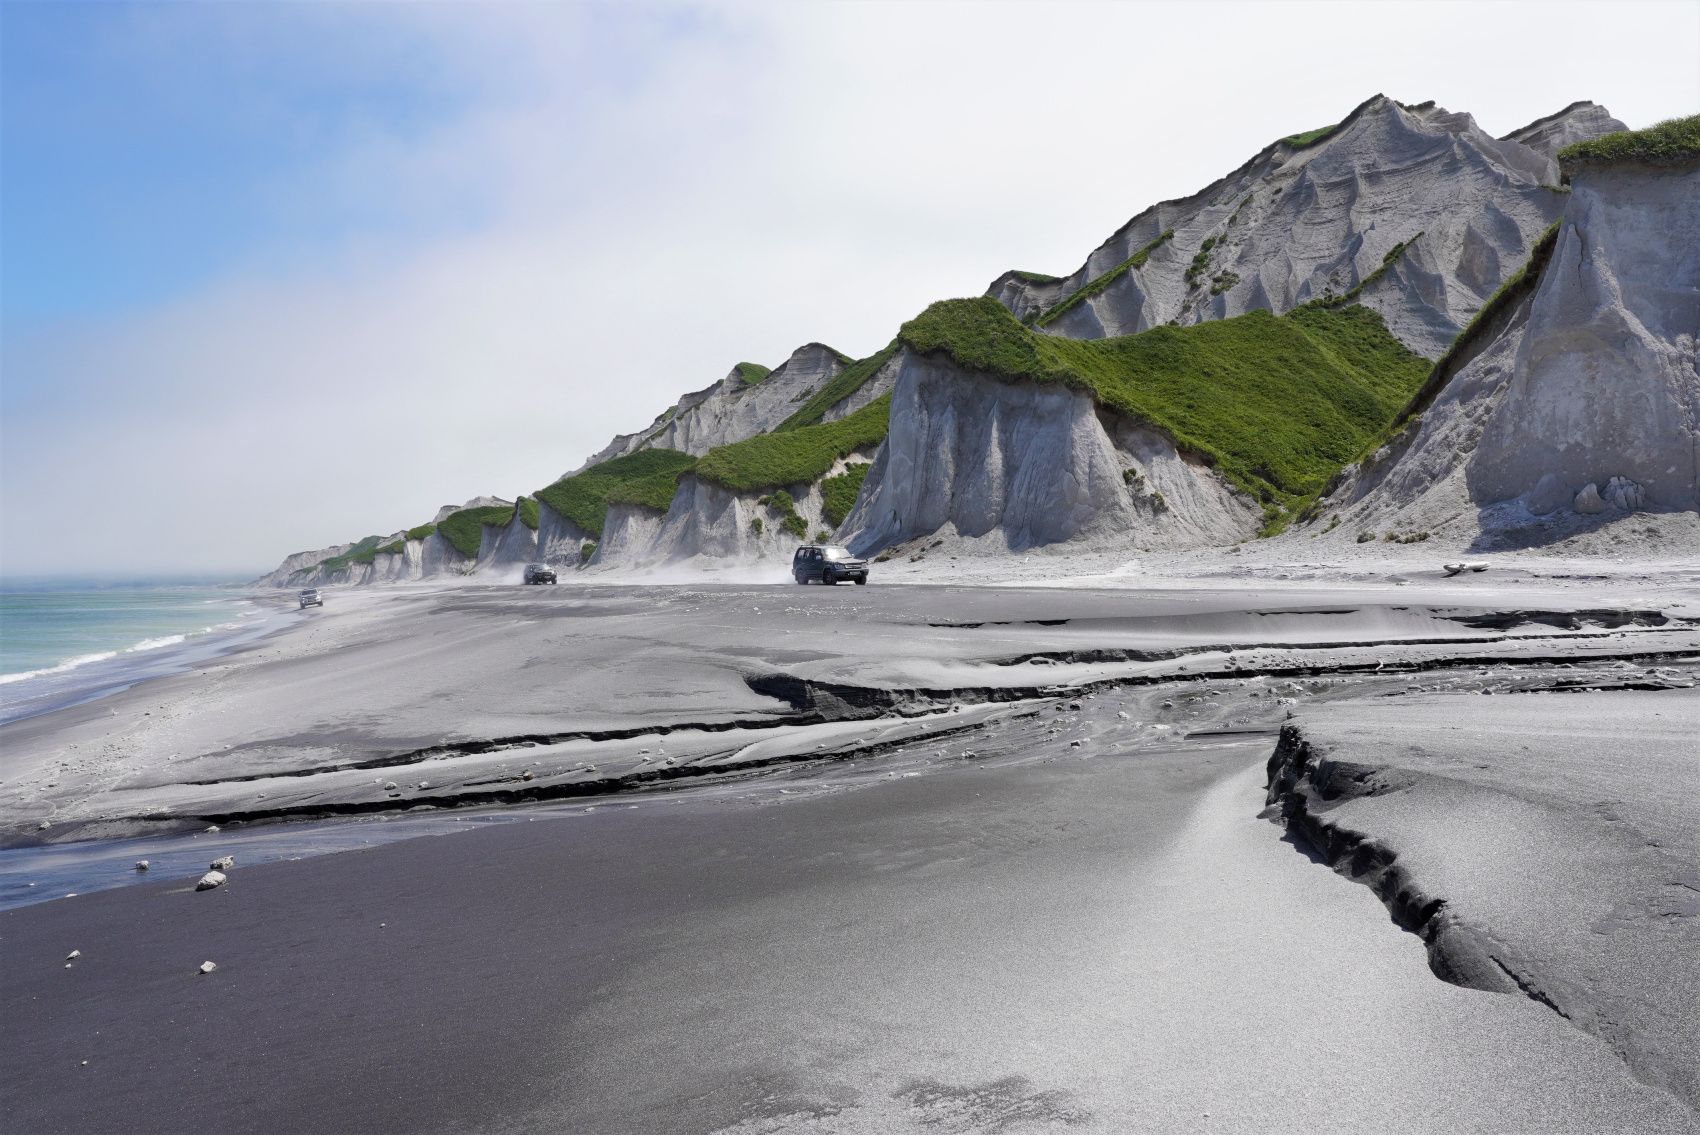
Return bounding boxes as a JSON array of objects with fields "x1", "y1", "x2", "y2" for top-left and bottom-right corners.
[
  {"x1": 0, "y1": 582, "x2": 278, "y2": 723},
  {"x1": 0, "y1": 584, "x2": 257, "y2": 678}
]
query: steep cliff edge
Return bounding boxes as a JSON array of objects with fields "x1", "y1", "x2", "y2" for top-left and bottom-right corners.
[
  {"x1": 838, "y1": 297, "x2": 1428, "y2": 556},
  {"x1": 1298, "y1": 115, "x2": 1700, "y2": 550},
  {"x1": 989, "y1": 96, "x2": 1626, "y2": 359}
]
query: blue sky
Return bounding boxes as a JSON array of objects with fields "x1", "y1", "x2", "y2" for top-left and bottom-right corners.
[{"x1": 3, "y1": 0, "x2": 1697, "y2": 577}]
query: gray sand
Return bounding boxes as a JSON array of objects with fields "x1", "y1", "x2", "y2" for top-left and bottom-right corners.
[{"x1": 3, "y1": 575, "x2": 1698, "y2": 1132}]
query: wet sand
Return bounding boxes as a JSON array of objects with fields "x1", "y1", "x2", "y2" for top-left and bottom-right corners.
[{"x1": 3, "y1": 575, "x2": 1699, "y2": 1132}]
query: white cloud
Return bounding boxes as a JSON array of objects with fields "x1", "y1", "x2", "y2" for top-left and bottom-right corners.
[{"x1": 4, "y1": 0, "x2": 1696, "y2": 576}]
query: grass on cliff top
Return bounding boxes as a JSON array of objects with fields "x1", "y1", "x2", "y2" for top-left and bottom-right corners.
[
  {"x1": 405, "y1": 522, "x2": 437, "y2": 541},
  {"x1": 1280, "y1": 123, "x2": 1339, "y2": 148},
  {"x1": 1558, "y1": 114, "x2": 1700, "y2": 170},
  {"x1": 517, "y1": 496, "x2": 540, "y2": 530},
  {"x1": 319, "y1": 535, "x2": 385, "y2": 572},
  {"x1": 1009, "y1": 269, "x2": 1062, "y2": 285},
  {"x1": 777, "y1": 342, "x2": 899, "y2": 430},
  {"x1": 898, "y1": 297, "x2": 1429, "y2": 528},
  {"x1": 534, "y1": 448, "x2": 697, "y2": 537},
  {"x1": 437, "y1": 504, "x2": 517, "y2": 558},
  {"x1": 733, "y1": 361, "x2": 772, "y2": 385},
  {"x1": 695, "y1": 395, "x2": 890, "y2": 493},
  {"x1": 1035, "y1": 230, "x2": 1173, "y2": 328}
]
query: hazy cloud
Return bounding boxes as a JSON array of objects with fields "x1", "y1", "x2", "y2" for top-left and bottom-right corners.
[{"x1": 3, "y1": 0, "x2": 1696, "y2": 576}]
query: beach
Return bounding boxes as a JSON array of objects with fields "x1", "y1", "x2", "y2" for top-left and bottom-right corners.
[{"x1": 2, "y1": 566, "x2": 1698, "y2": 1132}]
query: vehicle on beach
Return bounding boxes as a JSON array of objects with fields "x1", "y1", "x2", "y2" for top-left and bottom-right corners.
[
  {"x1": 523, "y1": 563, "x2": 558, "y2": 585},
  {"x1": 793, "y1": 544, "x2": 869, "y2": 586},
  {"x1": 298, "y1": 588, "x2": 323, "y2": 609}
]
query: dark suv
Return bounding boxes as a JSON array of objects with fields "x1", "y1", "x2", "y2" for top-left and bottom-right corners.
[
  {"x1": 793, "y1": 544, "x2": 869, "y2": 586},
  {"x1": 523, "y1": 563, "x2": 557, "y2": 585}
]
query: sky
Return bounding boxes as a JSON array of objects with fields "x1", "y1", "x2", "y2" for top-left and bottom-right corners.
[{"x1": 2, "y1": 0, "x2": 1696, "y2": 578}]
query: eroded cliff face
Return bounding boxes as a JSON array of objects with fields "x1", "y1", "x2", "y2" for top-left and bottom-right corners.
[
  {"x1": 1302, "y1": 157, "x2": 1700, "y2": 546},
  {"x1": 591, "y1": 455, "x2": 867, "y2": 570},
  {"x1": 992, "y1": 97, "x2": 1626, "y2": 359},
  {"x1": 839, "y1": 352, "x2": 1258, "y2": 556},
  {"x1": 571, "y1": 343, "x2": 849, "y2": 471}
]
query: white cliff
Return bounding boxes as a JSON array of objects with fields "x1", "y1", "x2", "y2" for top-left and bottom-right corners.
[
  {"x1": 1302, "y1": 151, "x2": 1699, "y2": 548},
  {"x1": 992, "y1": 97, "x2": 1626, "y2": 359},
  {"x1": 840, "y1": 352, "x2": 1258, "y2": 556}
]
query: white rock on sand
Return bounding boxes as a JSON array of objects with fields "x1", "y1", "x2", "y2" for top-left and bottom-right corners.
[
  {"x1": 195, "y1": 871, "x2": 227, "y2": 892},
  {"x1": 198, "y1": 961, "x2": 217, "y2": 975},
  {"x1": 209, "y1": 856, "x2": 234, "y2": 871}
]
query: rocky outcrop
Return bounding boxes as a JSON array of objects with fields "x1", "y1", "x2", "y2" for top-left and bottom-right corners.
[
  {"x1": 478, "y1": 510, "x2": 538, "y2": 569},
  {"x1": 840, "y1": 350, "x2": 1258, "y2": 555},
  {"x1": 991, "y1": 96, "x2": 1626, "y2": 359},
  {"x1": 570, "y1": 344, "x2": 849, "y2": 471},
  {"x1": 592, "y1": 456, "x2": 867, "y2": 570},
  {"x1": 1300, "y1": 153, "x2": 1700, "y2": 546},
  {"x1": 535, "y1": 501, "x2": 594, "y2": 565},
  {"x1": 1500, "y1": 101, "x2": 1629, "y2": 158}
]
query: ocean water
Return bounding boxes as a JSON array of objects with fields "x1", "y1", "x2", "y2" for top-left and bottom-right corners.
[{"x1": 0, "y1": 582, "x2": 281, "y2": 724}]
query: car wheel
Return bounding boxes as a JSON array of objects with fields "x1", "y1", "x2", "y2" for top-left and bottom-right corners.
[
  {"x1": 823, "y1": 574, "x2": 837, "y2": 586},
  {"x1": 854, "y1": 577, "x2": 867, "y2": 585}
]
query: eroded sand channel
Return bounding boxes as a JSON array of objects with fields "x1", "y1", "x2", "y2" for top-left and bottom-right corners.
[{"x1": 3, "y1": 579, "x2": 1697, "y2": 1132}]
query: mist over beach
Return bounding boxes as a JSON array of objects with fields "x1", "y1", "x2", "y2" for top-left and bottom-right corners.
[{"x1": 3, "y1": 2, "x2": 1698, "y2": 1132}]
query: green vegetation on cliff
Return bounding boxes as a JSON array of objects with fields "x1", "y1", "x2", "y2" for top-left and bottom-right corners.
[
  {"x1": 821, "y1": 462, "x2": 872, "y2": 527},
  {"x1": 319, "y1": 535, "x2": 385, "y2": 572},
  {"x1": 777, "y1": 343, "x2": 899, "y2": 431},
  {"x1": 733, "y1": 361, "x2": 772, "y2": 385},
  {"x1": 375, "y1": 539, "x2": 405, "y2": 556},
  {"x1": 534, "y1": 448, "x2": 697, "y2": 538},
  {"x1": 696, "y1": 396, "x2": 891, "y2": 493},
  {"x1": 1035, "y1": 230, "x2": 1174, "y2": 327},
  {"x1": 438, "y1": 504, "x2": 517, "y2": 558},
  {"x1": 1559, "y1": 114, "x2": 1700, "y2": 170},
  {"x1": 898, "y1": 297, "x2": 1429, "y2": 528},
  {"x1": 1280, "y1": 123, "x2": 1338, "y2": 148},
  {"x1": 405, "y1": 522, "x2": 436, "y2": 541},
  {"x1": 517, "y1": 497, "x2": 540, "y2": 530}
]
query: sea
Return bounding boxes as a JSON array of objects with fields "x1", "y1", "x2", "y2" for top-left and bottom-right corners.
[{"x1": 0, "y1": 580, "x2": 286, "y2": 726}]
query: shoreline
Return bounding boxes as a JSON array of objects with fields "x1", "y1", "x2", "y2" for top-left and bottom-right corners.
[
  {"x1": 0, "y1": 589, "x2": 301, "y2": 727},
  {"x1": 2, "y1": 576, "x2": 1696, "y2": 1130}
]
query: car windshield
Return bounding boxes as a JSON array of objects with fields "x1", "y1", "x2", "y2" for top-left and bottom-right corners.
[{"x1": 821, "y1": 546, "x2": 853, "y2": 561}]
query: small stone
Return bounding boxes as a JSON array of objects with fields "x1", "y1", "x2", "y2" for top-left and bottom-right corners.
[
  {"x1": 204, "y1": 825, "x2": 220, "y2": 833},
  {"x1": 196, "y1": 870, "x2": 227, "y2": 892},
  {"x1": 37, "y1": 820, "x2": 50, "y2": 831},
  {"x1": 66, "y1": 950, "x2": 80, "y2": 961},
  {"x1": 209, "y1": 856, "x2": 234, "y2": 871},
  {"x1": 1574, "y1": 483, "x2": 1606, "y2": 514},
  {"x1": 383, "y1": 781, "x2": 398, "y2": 791},
  {"x1": 520, "y1": 770, "x2": 534, "y2": 781},
  {"x1": 135, "y1": 860, "x2": 149, "y2": 872},
  {"x1": 1068, "y1": 701, "x2": 1083, "y2": 711},
  {"x1": 1116, "y1": 711, "x2": 1130, "y2": 720},
  {"x1": 198, "y1": 961, "x2": 217, "y2": 975},
  {"x1": 417, "y1": 781, "x2": 430, "y2": 789},
  {"x1": 1161, "y1": 700, "x2": 1175, "y2": 710},
  {"x1": 1070, "y1": 740, "x2": 1083, "y2": 748}
]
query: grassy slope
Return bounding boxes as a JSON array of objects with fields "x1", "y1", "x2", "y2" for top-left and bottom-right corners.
[
  {"x1": 734, "y1": 361, "x2": 772, "y2": 385},
  {"x1": 777, "y1": 343, "x2": 898, "y2": 431},
  {"x1": 821, "y1": 463, "x2": 872, "y2": 527},
  {"x1": 1035, "y1": 230, "x2": 1174, "y2": 328},
  {"x1": 437, "y1": 504, "x2": 517, "y2": 558},
  {"x1": 319, "y1": 535, "x2": 385, "y2": 572},
  {"x1": 1559, "y1": 114, "x2": 1700, "y2": 170},
  {"x1": 534, "y1": 449, "x2": 697, "y2": 537},
  {"x1": 898, "y1": 297, "x2": 1429, "y2": 528},
  {"x1": 695, "y1": 396, "x2": 891, "y2": 493}
]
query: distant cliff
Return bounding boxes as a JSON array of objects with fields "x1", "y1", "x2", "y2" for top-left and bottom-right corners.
[{"x1": 260, "y1": 98, "x2": 1697, "y2": 586}]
